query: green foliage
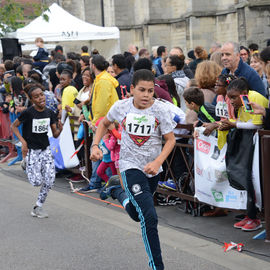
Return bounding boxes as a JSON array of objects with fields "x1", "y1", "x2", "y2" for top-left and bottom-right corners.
[{"x1": 0, "y1": 0, "x2": 49, "y2": 37}]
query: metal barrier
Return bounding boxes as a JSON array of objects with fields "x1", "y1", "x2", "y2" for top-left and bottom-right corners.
[
  {"x1": 157, "y1": 123, "x2": 198, "y2": 202},
  {"x1": 81, "y1": 123, "x2": 270, "y2": 239}
]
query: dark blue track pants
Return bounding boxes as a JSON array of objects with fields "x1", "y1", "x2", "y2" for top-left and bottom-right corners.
[{"x1": 121, "y1": 169, "x2": 164, "y2": 270}]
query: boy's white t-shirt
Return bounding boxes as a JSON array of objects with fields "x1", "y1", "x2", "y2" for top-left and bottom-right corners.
[{"x1": 107, "y1": 97, "x2": 175, "y2": 177}]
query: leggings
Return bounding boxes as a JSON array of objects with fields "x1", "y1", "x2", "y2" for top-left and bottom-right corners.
[
  {"x1": 97, "y1": 161, "x2": 117, "y2": 182},
  {"x1": 26, "y1": 146, "x2": 55, "y2": 206}
]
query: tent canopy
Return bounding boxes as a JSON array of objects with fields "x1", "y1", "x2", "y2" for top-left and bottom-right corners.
[{"x1": 13, "y1": 3, "x2": 120, "y2": 43}]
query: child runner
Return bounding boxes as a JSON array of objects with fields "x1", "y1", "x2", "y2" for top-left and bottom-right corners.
[
  {"x1": 183, "y1": 87, "x2": 220, "y2": 127},
  {"x1": 90, "y1": 69, "x2": 175, "y2": 270},
  {"x1": 11, "y1": 85, "x2": 63, "y2": 218}
]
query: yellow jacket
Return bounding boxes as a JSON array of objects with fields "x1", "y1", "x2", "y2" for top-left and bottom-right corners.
[{"x1": 90, "y1": 70, "x2": 119, "y2": 125}]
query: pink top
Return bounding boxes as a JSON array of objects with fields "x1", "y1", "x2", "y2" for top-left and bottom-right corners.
[
  {"x1": 216, "y1": 94, "x2": 236, "y2": 120},
  {"x1": 104, "y1": 133, "x2": 120, "y2": 162}
]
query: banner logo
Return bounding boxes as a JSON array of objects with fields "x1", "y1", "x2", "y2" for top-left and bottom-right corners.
[
  {"x1": 211, "y1": 190, "x2": 224, "y2": 202},
  {"x1": 196, "y1": 139, "x2": 211, "y2": 154}
]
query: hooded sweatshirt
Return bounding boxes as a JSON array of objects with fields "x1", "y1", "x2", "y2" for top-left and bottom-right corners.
[
  {"x1": 172, "y1": 70, "x2": 190, "y2": 111},
  {"x1": 89, "y1": 70, "x2": 119, "y2": 125}
]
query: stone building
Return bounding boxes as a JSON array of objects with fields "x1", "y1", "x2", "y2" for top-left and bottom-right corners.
[{"x1": 18, "y1": 0, "x2": 270, "y2": 54}]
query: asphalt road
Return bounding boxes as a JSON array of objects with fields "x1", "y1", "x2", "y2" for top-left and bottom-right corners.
[{"x1": 0, "y1": 164, "x2": 270, "y2": 270}]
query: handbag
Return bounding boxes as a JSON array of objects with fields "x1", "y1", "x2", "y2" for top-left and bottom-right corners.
[{"x1": 225, "y1": 128, "x2": 255, "y2": 191}]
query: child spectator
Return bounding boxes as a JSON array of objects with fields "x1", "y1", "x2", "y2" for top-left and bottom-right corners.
[
  {"x1": 8, "y1": 77, "x2": 26, "y2": 166},
  {"x1": 202, "y1": 74, "x2": 237, "y2": 136},
  {"x1": 11, "y1": 85, "x2": 63, "y2": 218},
  {"x1": 54, "y1": 62, "x2": 73, "y2": 102},
  {"x1": 183, "y1": 87, "x2": 220, "y2": 127},
  {"x1": 219, "y1": 77, "x2": 268, "y2": 231},
  {"x1": 106, "y1": 121, "x2": 122, "y2": 177},
  {"x1": 96, "y1": 118, "x2": 117, "y2": 183},
  {"x1": 33, "y1": 37, "x2": 49, "y2": 72},
  {"x1": 59, "y1": 69, "x2": 78, "y2": 119}
]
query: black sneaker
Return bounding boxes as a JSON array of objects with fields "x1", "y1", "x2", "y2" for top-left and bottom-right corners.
[{"x1": 100, "y1": 175, "x2": 121, "y2": 200}]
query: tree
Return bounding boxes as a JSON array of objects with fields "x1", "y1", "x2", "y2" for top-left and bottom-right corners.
[{"x1": 0, "y1": 0, "x2": 49, "y2": 37}]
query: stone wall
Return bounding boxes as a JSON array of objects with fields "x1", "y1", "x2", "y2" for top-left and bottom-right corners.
[{"x1": 27, "y1": 0, "x2": 270, "y2": 55}]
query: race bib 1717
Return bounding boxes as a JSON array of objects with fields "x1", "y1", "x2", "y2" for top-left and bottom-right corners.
[{"x1": 126, "y1": 113, "x2": 155, "y2": 136}]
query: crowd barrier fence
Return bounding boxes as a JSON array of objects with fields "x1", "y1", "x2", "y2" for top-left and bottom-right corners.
[
  {"x1": 1, "y1": 116, "x2": 269, "y2": 240},
  {"x1": 81, "y1": 124, "x2": 270, "y2": 241}
]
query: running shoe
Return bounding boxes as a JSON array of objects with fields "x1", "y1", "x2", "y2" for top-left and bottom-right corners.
[
  {"x1": 79, "y1": 185, "x2": 100, "y2": 193},
  {"x1": 21, "y1": 159, "x2": 26, "y2": 171},
  {"x1": 242, "y1": 219, "x2": 262, "y2": 231},
  {"x1": 66, "y1": 174, "x2": 85, "y2": 183},
  {"x1": 158, "y1": 181, "x2": 165, "y2": 187},
  {"x1": 163, "y1": 179, "x2": 177, "y2": 191},
  {"x1": 156, "y1": 193, "x2": 168, "y2": 206},
  {"x1": 100, "y1": 175, "x2": 121, "y2": 200},
  {"x1": 31, "y1": 206, "x2": 48, "y2": 218},
  {"x1": 233, "y1": 216, "x2": 250, "y2": 229}
]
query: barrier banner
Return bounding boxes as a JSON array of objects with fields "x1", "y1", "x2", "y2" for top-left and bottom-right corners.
[
  {"x1": 252, "y1": 132, "x2": 262, "y2": 210},
  {"x1": 48, "y1": 117, "x2": 79, "y2": 169},
  {"x1": 194, "y1": 128, "x2": 247, "y2": 209}
]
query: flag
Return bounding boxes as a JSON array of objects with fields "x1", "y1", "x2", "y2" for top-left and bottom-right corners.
[{"x1": 49, "y1": 117, "x2": 79, "y2": 169}]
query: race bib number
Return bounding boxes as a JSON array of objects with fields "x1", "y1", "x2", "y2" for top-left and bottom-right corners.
[
  {"x1": 215, "y1": 102, "x2": 228, "y2": 118},
  {"x1": 126, "y1": 113, "x2": 155, "y2": 136},
  {"x1": 32, "y1": 118, "x2": 50, "y2": 134}
]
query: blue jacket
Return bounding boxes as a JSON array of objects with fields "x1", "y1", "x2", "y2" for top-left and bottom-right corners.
[
  {"x1": 33, "y1": 47, "x2": 49, "y2": 61},
  {"x1": 153, "y1": 57, "x2": 163, "y2": 76},
  {"x1": 115, "y1": 69, "x2": 132, "y2": 99},
  {"x1": 221, "y1": 58, "x2": 266, "y2": 97}
]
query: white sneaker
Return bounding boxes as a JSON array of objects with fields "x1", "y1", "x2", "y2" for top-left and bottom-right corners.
[{"x1": 31, "y1": 206, "x2": 48, "y2": 218}]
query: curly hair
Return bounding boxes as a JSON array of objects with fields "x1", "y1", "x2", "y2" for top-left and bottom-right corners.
[{"x1": 195, "y1": 60, "x2": 222, "y2": 89}]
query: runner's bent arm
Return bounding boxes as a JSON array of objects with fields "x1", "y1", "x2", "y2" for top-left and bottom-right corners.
[
  {"x1": 11, "y1": 119, "x2": 28, "y2": 158},
  {"x1": 51, "y1": 120, "x2": 63, "y2": 138},
  {"x1": 144, "y1": 131, "x2": 175, "y2": 175}
]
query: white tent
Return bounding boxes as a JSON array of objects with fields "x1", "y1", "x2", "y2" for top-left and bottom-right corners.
[{"x1": 11, "y1": 3, "x2": 120, "y2": 58}]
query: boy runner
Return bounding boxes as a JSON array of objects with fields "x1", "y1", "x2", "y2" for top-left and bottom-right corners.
[{"x1": 91, "y1": 69, "x2": 175, "y2": 270}]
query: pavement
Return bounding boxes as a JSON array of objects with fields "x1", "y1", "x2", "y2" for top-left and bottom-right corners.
[{"x1": 0, "y1": 162, "x2": 270, "y2": 270}]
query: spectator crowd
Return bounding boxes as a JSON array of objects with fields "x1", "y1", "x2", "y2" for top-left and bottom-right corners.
[{"x1": 1, "y1": 38, "x2": 270, "y2": 235}]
